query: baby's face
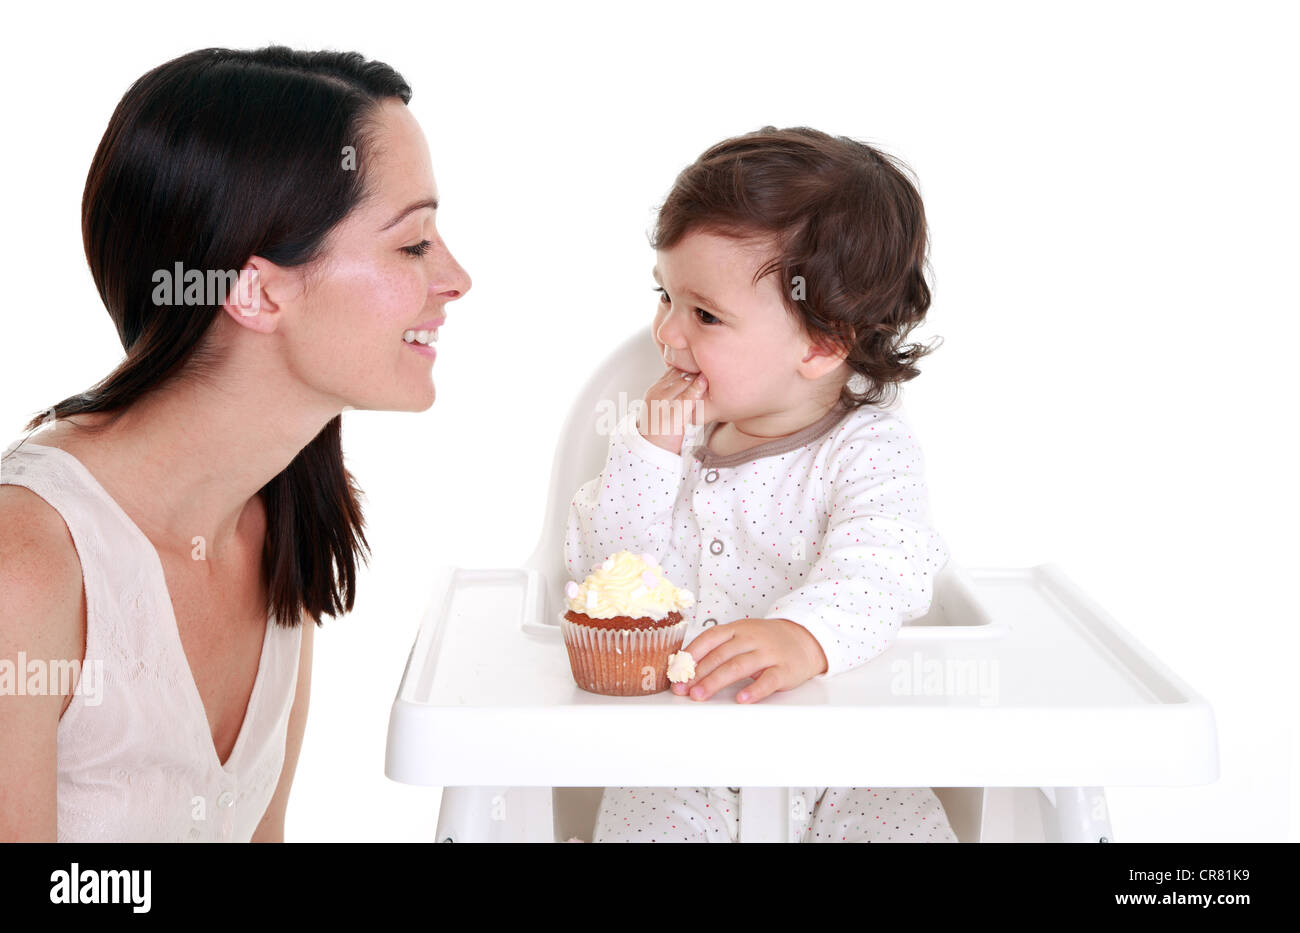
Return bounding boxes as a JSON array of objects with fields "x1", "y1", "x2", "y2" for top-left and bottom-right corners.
[{"x1": 652, "y1": 229, "x2": 817, "y2": 423}]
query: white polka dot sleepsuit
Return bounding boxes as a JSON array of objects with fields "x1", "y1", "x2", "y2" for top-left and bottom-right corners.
[{"x1": 563, "y1": 400, "x2": 959, "y2": 843}]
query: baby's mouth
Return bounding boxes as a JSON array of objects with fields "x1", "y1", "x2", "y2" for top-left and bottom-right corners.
[
  {"x1": 661, "y1": 346, "x2": 699, "y2": 375},
  {"x1": 665, "y1": 355, "x2": 701, "y2": 377}
]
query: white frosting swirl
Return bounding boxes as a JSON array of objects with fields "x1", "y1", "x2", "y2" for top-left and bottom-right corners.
[
  {"x1": 666, "y1": 651, "x2": 696, "y2": 683},
  {"x1": 565, "y1": 550, "x2": 694, "y2": 620}
]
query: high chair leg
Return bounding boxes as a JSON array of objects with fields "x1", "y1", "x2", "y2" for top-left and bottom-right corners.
[
  {"x1": 435, "y1": 786, "x2": 556, "y2": 842},
  {"x1": 1042, "y1": 786, "x2": 1113, "y2": 842}
]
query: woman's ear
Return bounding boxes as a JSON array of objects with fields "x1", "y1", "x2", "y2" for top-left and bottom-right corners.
[{"x1": 221, "y1": 258, "x2": 283, "y2": 334}]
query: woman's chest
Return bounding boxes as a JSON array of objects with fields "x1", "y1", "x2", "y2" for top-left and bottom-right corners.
[{"x1": 155, "y1": 550, "x2": 270, "y2": 766}]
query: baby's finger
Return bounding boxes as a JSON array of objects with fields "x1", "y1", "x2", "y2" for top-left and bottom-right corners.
[
  {"x1": 684, "y1": 634, "x2": 747, "y2": 700},
  {"x1": 678, "y1": 374, "x2": 710, "y2": 423},
  {"x1": 648, "y1": 365, "x2": 687, "y2": 399},
  {"x1": 661, "y1": 369, "x2": 699, "y2": 405},
  {"x1": 688, "y1": 651, "x2": 763, "y2": 702},
  {"x1": 680, "y1": 626, "x2": 727, "y2": 666},
  {"x1": 736, "y1": 666, "x2": 784, "y2": 704},
  {"x1": 679, "y1": 372, "x2": 706, "y2": 395}
]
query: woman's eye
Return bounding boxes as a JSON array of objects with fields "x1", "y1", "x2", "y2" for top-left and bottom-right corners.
[{"x1": 401, "y1": 240, "x2": 433, "y2": 257}]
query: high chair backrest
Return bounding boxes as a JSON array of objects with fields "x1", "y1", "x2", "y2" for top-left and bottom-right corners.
[{"x1": 523, "y1": 325, "x2": 665, "y2": 619}]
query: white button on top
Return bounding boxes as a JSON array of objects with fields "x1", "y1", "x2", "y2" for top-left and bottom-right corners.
[
  {"x1": 217, "y1": 791, "x2": 235, "y2": 809},
  {"x1": 705, "y1": 469, "x2": 719, "y2": 483}
]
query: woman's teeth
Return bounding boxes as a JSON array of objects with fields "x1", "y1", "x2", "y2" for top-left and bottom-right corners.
[{"x1": 403, "y1": 329, "x2": 438, "y2": 346}]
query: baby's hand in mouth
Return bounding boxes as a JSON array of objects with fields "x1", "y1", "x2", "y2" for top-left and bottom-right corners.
[{"x1": 640, "y1": 364, "x2": 710, "y2": 455}]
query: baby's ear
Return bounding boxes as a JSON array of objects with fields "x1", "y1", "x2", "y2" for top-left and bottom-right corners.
[{"x1": 798, "y1": 334, "x2": 850, "y2": 379}]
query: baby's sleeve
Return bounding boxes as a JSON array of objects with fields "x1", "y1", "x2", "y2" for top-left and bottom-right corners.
[
  {"x1": 563, "y1": 410, "x2": 684, "y2": 581},
  {"x1": 765, "y1": 413, "x2": 951, "y2": 680}
]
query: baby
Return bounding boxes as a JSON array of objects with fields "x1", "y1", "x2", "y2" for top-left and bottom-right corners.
[{"x1": 564, "y1": 126, "x2": 957, "y2": 843}]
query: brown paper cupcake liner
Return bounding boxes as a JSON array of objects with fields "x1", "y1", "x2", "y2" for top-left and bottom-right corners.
[{"x1": 560, "y1": 613, "x2": 687, "y2": 696}]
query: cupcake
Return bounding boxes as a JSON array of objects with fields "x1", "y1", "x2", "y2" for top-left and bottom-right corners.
[{"x1": 561, "y1": 551, "x2": 694, "y2": 696}]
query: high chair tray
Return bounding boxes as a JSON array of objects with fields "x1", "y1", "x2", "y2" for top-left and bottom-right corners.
[{"x1": 385, "y1": 562, "x2": 1218, "y2": 788}]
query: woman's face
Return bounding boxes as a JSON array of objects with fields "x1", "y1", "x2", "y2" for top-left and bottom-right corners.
[{"x1": 277, "y1": 99, "x2": 471, "y2": 413}]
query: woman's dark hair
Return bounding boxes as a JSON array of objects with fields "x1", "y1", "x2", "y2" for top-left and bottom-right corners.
[
  {"x1": 651, "y1": 125, "x2": 942, "y2": 410},
  {"x1": 22, "y1": 46, "x2": 414, "y2": 628}
]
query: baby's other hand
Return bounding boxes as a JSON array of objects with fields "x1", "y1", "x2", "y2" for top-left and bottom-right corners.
[{"x1": 670, "y1": 618, "x2": 828, "y2": 703}]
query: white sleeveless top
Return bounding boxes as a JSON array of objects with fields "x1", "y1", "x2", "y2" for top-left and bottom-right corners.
[{"x1": 0, "y1": 439, "x2": 303, "y2": 842}]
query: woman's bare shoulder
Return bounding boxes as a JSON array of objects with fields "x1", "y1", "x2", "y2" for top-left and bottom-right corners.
[
  {"x1": 0, "y1": 481, "x2": 87, "y2": 839},
  {"x1": 0, "y1": 483, "x2": 87, "y2": 659}
]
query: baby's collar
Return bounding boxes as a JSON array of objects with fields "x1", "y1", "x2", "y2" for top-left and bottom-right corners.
[{"x1": 690, "y1": 403, "x2": 852, "y2": 469}]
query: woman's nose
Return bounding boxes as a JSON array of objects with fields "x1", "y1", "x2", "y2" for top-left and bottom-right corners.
[{"x1": 432, "y1": 243, "x2": 472, "y2": 300}]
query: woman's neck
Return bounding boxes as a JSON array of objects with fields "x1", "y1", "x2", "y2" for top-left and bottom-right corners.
[{"x1": 40, "y1": 367, "x2": 338, "y2": 559}]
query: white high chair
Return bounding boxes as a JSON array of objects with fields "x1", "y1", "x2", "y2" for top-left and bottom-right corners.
[{"x1": 385, "y1": 327, "x2": 1219, "y2": 842}]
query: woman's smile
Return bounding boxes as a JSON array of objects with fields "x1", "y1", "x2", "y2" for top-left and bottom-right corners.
[{"x1": 401, "y1": 317, "x2": 445, "y2": 359}]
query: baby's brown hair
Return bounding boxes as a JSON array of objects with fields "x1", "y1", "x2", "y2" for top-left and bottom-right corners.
[{"x1": 651, "y1": 126, "x2": 941, "y2": 410}]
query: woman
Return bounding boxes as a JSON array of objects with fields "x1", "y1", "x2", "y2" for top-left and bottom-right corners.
[{"x1": 0, "y1": 47, "x2": 469, "y2": 841}]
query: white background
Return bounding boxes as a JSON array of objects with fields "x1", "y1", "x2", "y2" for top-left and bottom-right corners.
[{"x1": 1, "y1": 0, "x2": 1295, "y2": 842}]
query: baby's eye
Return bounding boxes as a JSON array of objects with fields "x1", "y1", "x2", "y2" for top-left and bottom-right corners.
[
  {"x1": 653, "y1": 287, "x2": 719, "y2": 325},
  {"x1": 401, "y1": 240, "x2": 433, "y2": 257}
]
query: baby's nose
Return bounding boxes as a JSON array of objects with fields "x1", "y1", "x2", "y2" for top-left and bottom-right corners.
[{"x1": 655, "y1": 308, "x2": 688, "y2": 349}]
